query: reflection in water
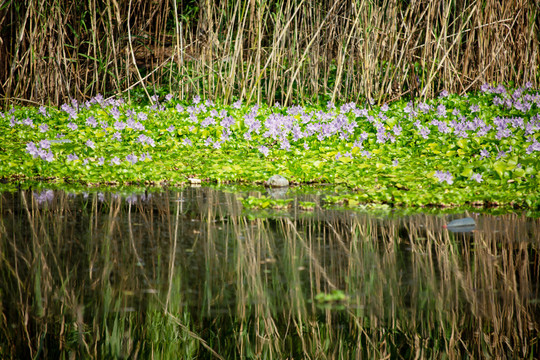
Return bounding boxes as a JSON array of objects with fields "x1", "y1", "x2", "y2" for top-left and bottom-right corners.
[{"x1": 0, "y1": 188, "x2": 539, "y2": 359}]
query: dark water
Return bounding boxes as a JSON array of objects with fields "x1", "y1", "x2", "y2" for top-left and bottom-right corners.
[{"x1": 0, "y1": 187, "x2": 539, "y2": 359}]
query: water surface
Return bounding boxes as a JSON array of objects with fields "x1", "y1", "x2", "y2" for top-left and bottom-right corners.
[{"x1": 1, "y1": 187, "x2": 538, "y2": 359}]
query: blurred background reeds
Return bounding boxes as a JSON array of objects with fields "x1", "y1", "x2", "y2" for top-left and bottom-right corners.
[{"x1": 0, "y1": 0, "x2": 538, "y2": 107}]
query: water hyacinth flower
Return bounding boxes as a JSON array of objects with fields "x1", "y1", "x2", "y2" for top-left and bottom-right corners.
[
  {"x1": 526, "y1": 139, "x2": 540, "y2": 154},
  {"x1": 86, "y1": 116, "x2": 97, "y2": 127},
  {"x1": 232, "y1": 99, "x2": 242, "y2": 109},
  {"x1": 176, "y1": 104, "x2": 184, "y2": 113},
  {"x1": 183, "y1": 138, "x2": 192, "y2": 146},
  {"x1": 137, "y1": 112, "x2": 148, "y2": 121},
  {"x1": 470, "y1": 173, "x2": 483, "y2": 183},
  {"x1": 110, "y1": 156, "x2": 121, "y2": 165},
  {"x1": 39, "y1": 106, "x2": 48, "y2": 116},
  {"x1": 85, "y1": 140, "x2": 95, "y2": 149},
  {"x1": 98, "y1": 157, "x2": 105, "y2": 165},
  {"x1": 67, "y1": 122, "x2": 78, "y2": 131},
  {"x1": 26, "y1": 142, "x2": 39, "y2": 157},
  {"x1": 193, "y1": 95, "x2": 201, "y2": 104},
  {"x1": 22, "y1": 118, "x2": 34, "y2": 127},
  {"x1": 392, "y1": 159, "x2": 399, "y2": 167},
  {"x1": 167, "y1": 125, "x2": 175, "y2": 133},
  {"x1": 165, "y1": 93, "x2": 173, "y2": 102},
  {"x1": 496, "y1": 150, "x2": 507, "y2": 160},
  {"x1": 137, "y1": 134, "x2": 155, "y2": 147},
  {"x1": 39, "y1": 140, "x2": 51, "y2": 149},
  {"x1": 114, "y1": 121, "x2": 126, "y2": 131},
  {"x1": 439, "y1": 89, "x2": 449, "y2": 97},
  {"x1": 360, "y1": 150, "x2": 371, "y2": 158},
  {"x1": 67, "y1": 153, "x2": 79, "y2": 162},
  {"x1": 418, "y1": 126, "x2": 430, "y2": 139},
  {"x1": 39, "y1": 123, "x2": 49, "y2": 132},
  {"x1": 113, "y1": 132, "x2": 122, "y2": 141},
  {"x1": 434, "y1": 170, "x2": 453, "y2": 185},
  {"x1": 140, "y1": 152, "x2": 152, "y2": 161},
  {"x1": 479, "y1": 149, "x2": 490, "y2": 159},
  {"x1": 125, "y1": 154, "x2": 138, "y2": 164}
]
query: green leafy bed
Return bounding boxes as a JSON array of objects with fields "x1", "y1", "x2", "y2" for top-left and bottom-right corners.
[{"x1": 1, "y1": 85, "x2": 539, "y2": 209}]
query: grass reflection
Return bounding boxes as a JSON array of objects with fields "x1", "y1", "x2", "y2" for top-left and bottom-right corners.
[{"x1": 0, "y1": 188, "x2": 538, "y2": 358}]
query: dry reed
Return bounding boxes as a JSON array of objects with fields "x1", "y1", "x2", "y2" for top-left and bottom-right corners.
[{"x1": 0, "y1": 0, "x2": 538, "y2": 107}]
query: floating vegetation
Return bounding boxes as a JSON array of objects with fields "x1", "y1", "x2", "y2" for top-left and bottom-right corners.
[{"x1": 1, "y1": 84, "x2": 538, "y2": 208}]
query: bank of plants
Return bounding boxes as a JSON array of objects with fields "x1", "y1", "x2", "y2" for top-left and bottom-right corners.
[{"x1": 1, "y1": 83, "x2": 539, "y2": 209}]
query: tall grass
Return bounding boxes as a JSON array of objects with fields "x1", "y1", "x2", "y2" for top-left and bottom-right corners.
[
  {"x1": 0, "y1": 0, "x2": 538, "y2": 107},
  {"x1": 0, "y1": 188, "x2": 538, "y2": 358}
]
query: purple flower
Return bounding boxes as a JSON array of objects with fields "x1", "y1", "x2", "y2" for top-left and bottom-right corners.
[
  {"x1": 86, "y1": 116, "x2": 97, "y2": 127},
  {"x1": 183, "y1": 138, "x2": 192, "y2": 146},
  {"x1": 23, "y1": 118, "x2": 34, "y2": 127},
  {"x1": 232, "y1": 99, "x2": 242, "y2": 109},
  {"x1": 114, "y1": 121, "x2": 126, "y2": 131},
  {"x1": 39, "y1": 106, "x2": 48, "y2": 116},
  {"x1": 98, "y1": 157, "x2": 105, "y2": 165},
  {"x1": 39, "y1": 140, "x2": 51, "y2": 149},
  {"x1": 137, "y1": 134, "x2": 155, "y2": 147},
  {"x1": 418, "y1": 126, "x2": 430, "y2": 139},
  {"x1": 258, "y1": 145, "x2": 269, "y2": 157},
  {"x1": 167, "y1": 125, "x2": 175, "y2": 132},
  {"x1": 434, "y1": 170, "x2": 453, "y2": 185},
  {"x1": 381, "y1": 103, "x2": 389, "y2": 112},
  {"x1": 138, "y1": 112, "x2": 148, "y2": 121},
  {"x1": 26, "y1": 142, "x2": 39, "y2": 157},
  {"x1": 176, "y1": 104, "x2": 184, "y2": 113},
  {"x1": 39, "y1": 124, "x2": 49, "y2": 132},
  {"x1": 361, "y1": 150, "x2": 371, "y2": 158},
  {"x1": 113, "y1": 132, "x2": 122, "y2": 141},
  {"x1": 469, "y1": 104, "x2": 480, "y2": 113},
  {"x1": 110, "y1": 156, "x2": 121, "y2": 165},
  {"x1": 201, "y1": 116, "x2": 216, "y2": 127},
  {"x1": 125, "y1": 154, "x2": 138, "y2": 164},
  {"x1": 392, "y1": 159, "x2": 399, "y2": 167},
  {"x1": 526, "y1": 139, "x2": 540, "y2": 154},
  {"x1": 85, "y1": 140, "x2": 95, "y2": 149},
  {"x1": 140, "y1": 152, "x2": 152, "y2": 161},
  {"x1": 67, "y1": 153, "x2": 79, "y2": 162},
  {"x1": 67, "y1": 122, "x2": 78, "y2": 131},
  {"x1": 439, "y1": 90, "x2": 449, "y2": 97},
  {"x1": 165, "y1": 93, "x2": 173, "y2": 102},
  {"x1": 436, "y1": 104, "x2": 446, "y2": 117},
  {"x1": 470, "y1": 173, "x2": 483, "y2": 183},
  {"x1": 496, "y1": 150, "x2": 507, "y2": 160},
  {"x1": 42, "y1": 151, "x2": 54, "y2": 162},
  {"x1": 193, "y1": 95, "x2": 201, "y2": 104},
  {"x1": 479, "y1": 149, "x2": 490, "y2": 159}
]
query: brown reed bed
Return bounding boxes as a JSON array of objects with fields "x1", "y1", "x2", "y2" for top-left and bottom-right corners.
[{"x1": 0, "y1": 0, "x2": 538, "y2": 107}]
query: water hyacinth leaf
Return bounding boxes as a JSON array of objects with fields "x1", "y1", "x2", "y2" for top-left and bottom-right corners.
[
  {"x1": 457, "y1": 139, "x2": 468, "y2": 149},
  {"x1": 461, "y1": 167, "x2": 474, "y2": 177},
  {"x1": 493, "y1": 160, "x2": 516, "y2": 177},
  {"x1": 338, "y1": 156, "x2": 352, "y2": 163}
]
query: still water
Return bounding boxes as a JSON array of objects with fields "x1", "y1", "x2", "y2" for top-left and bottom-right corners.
[{"x1": 0, "y1": 187, "x2": 539, "y2": 359}]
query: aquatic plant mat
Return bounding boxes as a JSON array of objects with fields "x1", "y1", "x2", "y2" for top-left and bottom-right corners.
[
  {"x1": 1, "y1": 84, "x2": 539, "y2": 210},
  {"x1": 0, "y1": 187, "x2": 539, "y2": 358}
]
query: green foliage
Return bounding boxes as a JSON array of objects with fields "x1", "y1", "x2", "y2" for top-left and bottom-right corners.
[{"x1": 1, "y1": 84, "x2": 539, "y2": 209}]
